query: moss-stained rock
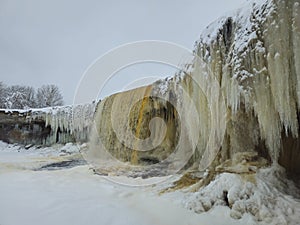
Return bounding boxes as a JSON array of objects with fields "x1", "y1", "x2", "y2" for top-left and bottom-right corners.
[{"x1": 93, "y1": 84, "x2": 182, "y2": 165}]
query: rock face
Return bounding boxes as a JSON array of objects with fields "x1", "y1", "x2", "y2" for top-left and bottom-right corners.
[
  {"x1": 92, "y1": 77, "x2": 204, "y2": 169},
  {"x1": 0, "y1": 110, "x2": 50, "y2": 145},
  {"x1": 92, "y1": 0, "x2": 300, "y2": 177},
  {"x1": 94, "y1": 86, "x2": 180, "y2": 165}
]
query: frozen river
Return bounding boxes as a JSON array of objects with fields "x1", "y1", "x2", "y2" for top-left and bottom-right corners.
[{"x1": 0, "y1": 142, "x2": 238, "y2": 225}]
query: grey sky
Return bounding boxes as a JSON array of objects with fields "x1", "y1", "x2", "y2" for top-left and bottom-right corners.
[{"x1": 0, "y1": 0, "x2": 246, "y2": 104}]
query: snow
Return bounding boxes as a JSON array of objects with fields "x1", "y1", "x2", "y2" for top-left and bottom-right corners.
[
  {"x1": 199, "y1": 0, "x2": 274, "y2": 80},
  {"x1": 0, "y1": 142, "x2": 241, "y2": 225},
  {"x1": 184, "y1": 168, "x2": 300, "y2": 224}
]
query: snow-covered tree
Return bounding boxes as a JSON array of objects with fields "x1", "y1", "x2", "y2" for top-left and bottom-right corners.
[
  {"x1": 5, "y1": 85, "x2": 36, "y2": 109},
  {"x1": 36, "y1": 84, "x2": 64, "y2": 108},
  {"x1": 0, "y1": 82, "x2": 8, "y2": 108}
]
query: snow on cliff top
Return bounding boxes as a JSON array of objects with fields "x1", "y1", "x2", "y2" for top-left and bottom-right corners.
[
  {"x1": 0, "y1": 101, "x2": 97, "y2": 115},
  {"x1": 200, "y1": 0, "x2": 274, "y2": 47}
]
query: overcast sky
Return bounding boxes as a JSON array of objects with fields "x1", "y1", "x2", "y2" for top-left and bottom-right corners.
[{"x1": 0, "y1": 0, "x2": 247, "y2": 104}]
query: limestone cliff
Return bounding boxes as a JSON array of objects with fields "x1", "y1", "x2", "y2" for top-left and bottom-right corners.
[{"x1": 91, "y1": 0, "x2": 300, "y2": 177}]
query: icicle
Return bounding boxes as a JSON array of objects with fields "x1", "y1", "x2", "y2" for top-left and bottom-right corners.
[
  {"x1": 293, "y1": 2, "x2": 300, "y2": 109},
  {"x1": 23, "y1": 103, "x2": 96, "y2": 145}
]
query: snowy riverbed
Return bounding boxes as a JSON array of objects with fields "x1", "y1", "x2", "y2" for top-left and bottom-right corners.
[{"x1": 0, "y1": 142, "x2": 241, "y2": 225}]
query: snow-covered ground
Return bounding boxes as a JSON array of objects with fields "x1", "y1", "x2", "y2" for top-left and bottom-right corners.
[
  {"x1": 0, "y1": 142, "x2": 240, "y2": 225},
  {"x1": 0, "y1": 141, "x2": 299, "y2": 225}
]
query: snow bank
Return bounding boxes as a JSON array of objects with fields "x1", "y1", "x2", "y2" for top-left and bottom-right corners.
[{"x1": 184, "y1": 167, "x2": 300, "y2": 224}]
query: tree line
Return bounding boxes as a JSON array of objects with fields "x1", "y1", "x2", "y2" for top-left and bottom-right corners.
[{"x1": 0, "y1": 82, "x2": 64, "y2": 109}]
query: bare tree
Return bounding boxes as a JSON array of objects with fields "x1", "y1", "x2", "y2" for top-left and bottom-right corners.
[{"x1": 36, "y1": 84, "x2": 64, "y2": 108}]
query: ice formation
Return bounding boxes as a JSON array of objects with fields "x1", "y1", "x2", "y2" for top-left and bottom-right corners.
[
  {"x1": 35, "y1": 103, "x2": 96, "y2": 145},
  {"x1": 1, "y1": 102, "x2": 97, "y2": 145},
  {"x1": 193, "y1": 0, "x2": 300, "y2": 166},
  {"x1": 92, "y1": 0, "x2": 300, "y2": 175}
]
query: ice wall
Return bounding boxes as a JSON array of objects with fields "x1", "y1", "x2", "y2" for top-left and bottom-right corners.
[{"x1": 91, "y1": 0, "x2": 300, "y2": 175}]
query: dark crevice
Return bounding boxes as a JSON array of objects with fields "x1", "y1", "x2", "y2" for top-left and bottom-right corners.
[
  {"x1": 222, "y1": 17, "x2": 233, "y2": 53},
  {"x1": 139, "y1": 157, "x2": 160, "y2": 165},
  {"x1": 223, "y1": 190, "x2": 230, "y2": 207}
]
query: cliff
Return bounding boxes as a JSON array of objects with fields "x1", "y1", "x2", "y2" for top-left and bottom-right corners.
[
  {"x1": 91, "y1": 0, "x2": 300, "y2": 178},
  {"x1": 195, "y1": 0, "x2": 300, "y2": 175}
]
